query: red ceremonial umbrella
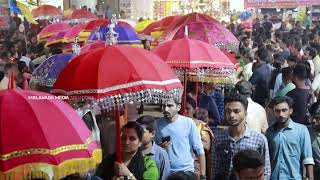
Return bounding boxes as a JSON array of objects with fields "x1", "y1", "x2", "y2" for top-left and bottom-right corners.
[
  {"x1": 80, "y1": 40, "x2": 105, "y2": 54},
  {"x1": 153, "y1": 37, "x2": 236, "y2": 114},
  {"x1": 32, "y1": 5, "x2": 62, "y2": 20},
  {"x1": 37, "y1": 22, "x2": 71, "y2": 42},
  {"x1": 0, "y1": 89, "x2": 101, "y2": 180},
  {"x1": 52, "y1": 46, "x2": 183, "y2": 161},
  {"x1": 63, "y1": 24, "x2": 86, "y2": 43},
  {"x1": 68, "y1": 9, "x2": 97, "y2": 21}
]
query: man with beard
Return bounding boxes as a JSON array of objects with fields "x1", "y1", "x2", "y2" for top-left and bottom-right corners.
[
  {"x1": 212, "y1": 93, "x2": 270, "y2": 180},
  {"x1": 137, "y1": 115, "x2": 170, "y2": 180},
  {"x1": 266, "y1": 96, "x2": 314, "y2": 180},
  {"x1": 155, "y1": 97, "x2": 206, "y2": 180}
]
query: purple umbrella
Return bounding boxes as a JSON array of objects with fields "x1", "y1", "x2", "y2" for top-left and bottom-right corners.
[{"x1": 31, "y1": 53, "x2": 76, "y2": 87}]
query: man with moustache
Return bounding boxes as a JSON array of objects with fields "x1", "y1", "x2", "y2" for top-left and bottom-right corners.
[
  {"x1": 154, "y1": 97, "x2": 206, "y2": 180},
  {"x1": 212, "y1": 93, "x2": 270, "y2": 180},
  {"x1": 266, "y1": 96, "x2": 314, "y2": 180}
]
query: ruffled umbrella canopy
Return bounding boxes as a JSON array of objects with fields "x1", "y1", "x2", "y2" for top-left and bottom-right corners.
[
  {"x1": 153, "y1": 38, "x2": 236, "y2": 114},
  {"x1": 135, "y1": 20, "x2": 155, "y2": 33},
  {"x1": 37, "y1": 22, "x2": 71, "y2": 42},
  {"x1": 30, "y1": 53, "x2": 76, "y2": 88},
  {"x1": 165, "y1": 21, "x2": 240, "y2": 51},
  {"x1": 80, "y1": 40, "x2": 105, "y2": 54},
  {"x1": 88, "y1": 25, "x2": 142, "y2": 47},
  {"x1": 0, "y1": 89, "x2": 101, "y2": 180},
  {"x1": 51, "y1": 46, "x2": 183, "y2": 162},
  {"x1": 31, "y1": 5, "x2": 62, "y2": 20},
  {"x1": 63, "y1": 9, "x2": 73, "y2": 19}
]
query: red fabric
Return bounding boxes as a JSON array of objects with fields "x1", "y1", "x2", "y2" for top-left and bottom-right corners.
[
  {"x1": 80, "y1": 41, "x2": 105, "y2": 54},
  {"x1": 0, "y1": 89, "x2": 98, "y2": 172},
  {"x1": 152, "y1": 38, "x2": 236, "y2": 69},
  {"x1": 52, "y1": 45, "x2": 182, "y2": 98},
  {"x1": 64, "y1": 24, "x2": 86, "y2": 40},
  {"x1": 68, "y1": 9, "x2": 97, "y2": 20},
  {"x1": 142, "y1": 15, "x2": 180, "y2": 35},
  {"x1": 31, "y1": 5, "x2": 62, "y2": 18},
  {"x1": 222, "y1": 51, "x2": 240, "y2": 68},
  {"x1": 83, "y1": 19, "x2": 111, "y2": 31},
  {"x1": 38, "y1": 22, "x2": 71, "y2": 39}
]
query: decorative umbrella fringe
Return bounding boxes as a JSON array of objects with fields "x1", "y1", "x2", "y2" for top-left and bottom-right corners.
[
  {"x1": 0, "y1": 149, "x2": 102, "y2": 180},
  {"x1": 30, "y1": 78, "x2": 56, "y2": 87},
  {"x1": 61, "y1": 88, "x2": 184, "y2": 110}
]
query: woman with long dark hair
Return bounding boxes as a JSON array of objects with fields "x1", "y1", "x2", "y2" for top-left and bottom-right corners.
[{"x1": 95, "y1": 121, "x2": 158, "y2": 180}]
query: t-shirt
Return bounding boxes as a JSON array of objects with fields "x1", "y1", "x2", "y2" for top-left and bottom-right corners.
[{"x1": 287, "y1": 88, "x2": 312, "y2": 125}]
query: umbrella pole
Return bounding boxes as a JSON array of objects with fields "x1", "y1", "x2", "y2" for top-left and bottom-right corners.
[
  {"x1": 115, "y1": 106, "x2": 123, "y2": 162},
  {"x1": 181, "y1": 71, "x2": 187, "y2": 116},
  {"x1": 195, "y1": 81, "x2": 199, "y2": 107}
]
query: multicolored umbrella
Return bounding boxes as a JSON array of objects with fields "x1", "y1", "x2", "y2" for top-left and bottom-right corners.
[
  {"x1": 62, "y1": 24, "x2": 85, "y2": 43},
  {"x1": 37, "y1": 22, "x2": 71, "y2": 42},
  {"x1": 31, "y1": 53, "x2": 76, "y2": 87},
  {"x1": 31, "y1": 5, "x2": 62, "y2": 20},
  {"x1": 135, "y1": 20, "x2": 155, "y2": 33},
  {"x1": 45, "y1": 29, "x2": 69, "y2": 47},
  {"x1": 0, "y1": 89, "x2": 101, "y2": 180},
  {"x1": 80, "y1": 40, "x2": 105, "y2": 54},
  {"x1": 166, "y1": 21, "x2": 240, "y2": 51},
  {"x1": 51, "y1": 46, "x2": 183, "y2": 162},
  {"x1": 88, "y1": 25, "x2": 143, "y2": 47}
]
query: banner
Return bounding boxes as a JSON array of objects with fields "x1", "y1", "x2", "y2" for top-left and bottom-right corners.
[{"x1": 245, "y1": 0, "x2": 320, "y2": 9}]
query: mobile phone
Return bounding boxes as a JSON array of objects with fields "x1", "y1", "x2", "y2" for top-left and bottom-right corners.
[{"x1": 162, "y1": 136, "x2": 171, "y2": 143}]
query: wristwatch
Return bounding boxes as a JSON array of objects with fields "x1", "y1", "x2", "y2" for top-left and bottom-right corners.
[{"x1": 200, "y1": 175, "x2": 207, "y2": 180}]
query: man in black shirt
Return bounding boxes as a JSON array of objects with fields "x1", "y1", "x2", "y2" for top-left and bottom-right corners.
[{"x1": 262, "y1": 15, "x2": 273, "y2": 40}]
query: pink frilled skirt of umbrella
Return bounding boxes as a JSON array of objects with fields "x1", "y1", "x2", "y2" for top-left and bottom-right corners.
[
  {"x1": 37, "y1": 22, "x2": 71, "y2": 42},
  {"x1": 0, "y1": 89, "x2": 101, "y2": 180}
]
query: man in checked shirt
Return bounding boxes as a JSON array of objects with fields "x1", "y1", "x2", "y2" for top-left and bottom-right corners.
[{"x1": 212, "y1": 93, "x2": 271, "y2": 180}]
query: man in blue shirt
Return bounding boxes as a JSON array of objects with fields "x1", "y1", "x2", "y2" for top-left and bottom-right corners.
[
  {"x1": 137, "y1": 115, "x2": 170, "y2": 180},
  {"x1": 266, "y1": 96, "x2": 315, "y2": 180},
  {"x1": 155, "y1": 97, "x2": 206, "y2": 180},
  {"x1": 212, "y1": 93, "x2": 271, "y2": 180}
]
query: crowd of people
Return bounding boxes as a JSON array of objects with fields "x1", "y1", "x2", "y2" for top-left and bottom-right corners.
[{"x1": 2, "y1": 7, "x2": 320, "y2": 180}]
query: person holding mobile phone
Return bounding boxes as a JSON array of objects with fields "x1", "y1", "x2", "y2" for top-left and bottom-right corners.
[{"x1": 155, "y1": 97, "x2": 206, "y2": 180}]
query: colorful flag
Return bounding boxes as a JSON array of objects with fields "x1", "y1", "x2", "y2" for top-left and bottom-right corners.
[{"x1": 9, "y1": 0, "x2": 38, "y2": 24}]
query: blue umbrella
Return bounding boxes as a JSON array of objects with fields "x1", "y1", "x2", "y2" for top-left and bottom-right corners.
[
  {"x1": 31, "y1": 53, "x2": 76, "y2": 87},
  {"x1": 88, "y1": 25, "x2": 143, "y2": 46}
]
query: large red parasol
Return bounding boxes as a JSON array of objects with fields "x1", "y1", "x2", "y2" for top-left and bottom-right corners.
[
  {"x1": 0, "y1": 89, "x2": 101, "y2": 179},
  {"x1": 67, "y1": 9, "x2": 97, "y2": 21},
  {"x1": 31, "y1": 5, "x2": 62, "y2": 20},
  {"x1": 153, "y1": 38, "x2": 236, "y2": 114},
  {"x1": 52, "y1": 46, "x2": 183, "y2": 161}
]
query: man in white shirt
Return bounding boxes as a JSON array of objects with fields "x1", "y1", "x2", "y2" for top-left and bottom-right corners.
[{"x1": 235, "y1": 80, "x2": 268, "y2": 133}]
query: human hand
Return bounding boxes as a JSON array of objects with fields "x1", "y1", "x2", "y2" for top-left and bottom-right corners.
[
  {"x1": 114, "y1": 162, "x2": 131, "y2": 177},
  {"x1": 160, "y1": 141, "x2": 171, "y2": 150}
]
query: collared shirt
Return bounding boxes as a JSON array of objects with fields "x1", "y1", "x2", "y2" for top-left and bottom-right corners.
[
  {"x1": 212, "y1": 127, "x2": 271, "y2": 180},
  {"x1": 266, "y1": 120, "x2": 315, "y2": 180},
  {"x1": 144, "y1": 142, "x2": 171, "y2": 180},
  {"x1": 308, "y1": 127, "x2": 320, "y2": 167},
  {"x1": 155, "y1": 115, "x2": 205, "y2": 172},
  {"x1": 246, "y1": 98, "x2": 268, "y2": 133}
]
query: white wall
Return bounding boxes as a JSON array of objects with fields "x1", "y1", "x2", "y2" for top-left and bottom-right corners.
[
  {"x1": 132, "y1": 0, "x2": 153, "y2": 20},
  {"x1": 70, "y1": 0, "x2": 96, "y2": 10}
]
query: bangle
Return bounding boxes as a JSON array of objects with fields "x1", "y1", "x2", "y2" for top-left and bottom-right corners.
[
  {"x1": 200, "y1": 175, "x2": 206, "y2": 180},
  {"x1": 126, "y1": 173, "x2": 134, "y2": 180}
]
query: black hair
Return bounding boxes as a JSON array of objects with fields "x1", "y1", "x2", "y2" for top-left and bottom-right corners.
[
  {"x1": 293, "y1": 41, "x2": 302, "y2": 51},
  {"x1": 225, "y1": 92, "x2": 248, "y2": 110},
  {"x1": 17, "y1": 61, "x2": 27, "y2": 73},
  {"x1": 50, "y1": 48, "x2": 63, "y2": 55},
  {"x1": 186, "y1": 95, "x2": 196, "y2": 109},
  {"x1": 306, "y1": 46, "x2": 317, "y2": 59},
  {"x1": 233, "y1": 149, "x2": 265, "y2": 173},
  {"x1": 136, "y1": 115, "x2": 156, "y2": 133},
  {"x1": 282, "y1": 66, "x2": 294, "y2": 81},
  {"x1": 282, "y1": 37, "x2": 294, "y2": 48},
  {"x1": 287, "y1": 55, "x2": 297, "y2": 65},
  {"x1": 122, "y1": 121, "x2": 144, "y2": 141},
  {"x1": 270, "y1": 96, "x2": 294, "y2": 108},
  {"x1": 0, "y1": 71, "x2": 4, "y2": 81},
  {"x1": 309, "y1": 102, "x2": 320, "y2": 116},
  {"x1": 294, "y1": 61, "x2": 311, "y2": 80},
  {"x1": 235, "y1": 80, "x2": 253, "y2": 97},
  {"x1": 256, "y1": 48, "x2": 269, "y2": 62}
]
